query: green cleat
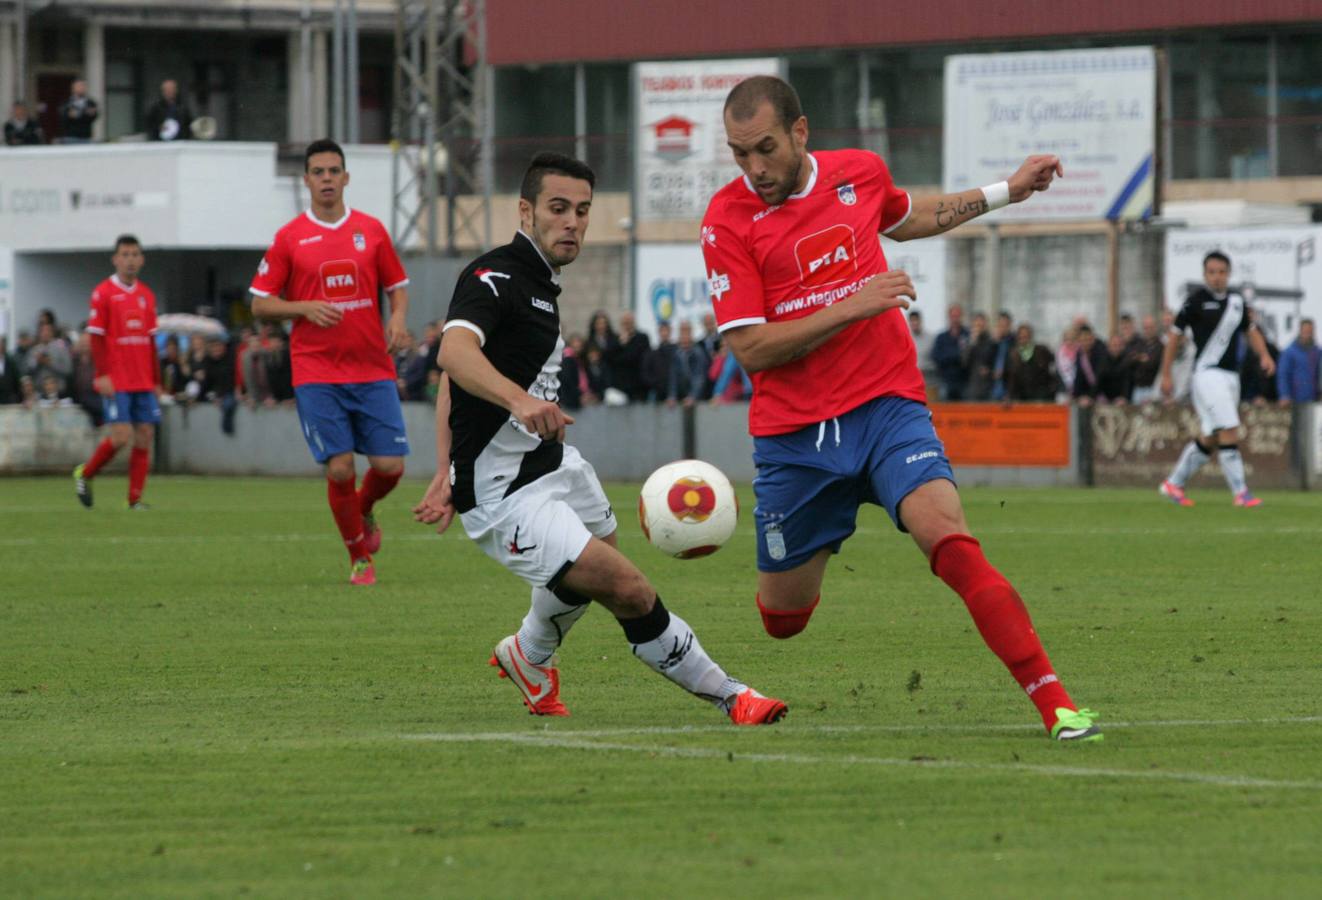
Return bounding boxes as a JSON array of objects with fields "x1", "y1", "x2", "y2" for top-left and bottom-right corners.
[
  {"x1": 73, "y1": 464, "x2": 93, "y2": 508},
  {"x1": 1051, "y1": 707, "x2": 1103, "y2": 742}
]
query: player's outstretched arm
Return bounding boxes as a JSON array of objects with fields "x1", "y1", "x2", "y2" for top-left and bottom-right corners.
[
  {"x1": 723, "y1": 270, "x2": 915, "y2": 374},
  {"x1": 438, "y1": 328, "x2": 575, "y2": 441},
  {"x1": 888, "y1": 155, "x2": 1064, "y2": 241}
]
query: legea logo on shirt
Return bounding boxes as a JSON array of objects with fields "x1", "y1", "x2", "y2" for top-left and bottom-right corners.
[
  {"x1": 320, "y1": 259, "x2": 360, "y2": 299},
  {"x1": 793, "y1": 224, "x2": 858, "y2": 288}
]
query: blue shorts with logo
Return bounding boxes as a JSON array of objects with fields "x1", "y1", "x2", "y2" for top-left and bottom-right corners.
[
  {"x1": 103, "y1": 391, "x2": 161, "y2": 425},
  {"x1": 293, "y1": 380, "x2": 410, "y2": 464},
  {"x1": 752, "y1": 396, "x2": 954, "y2": 573}
]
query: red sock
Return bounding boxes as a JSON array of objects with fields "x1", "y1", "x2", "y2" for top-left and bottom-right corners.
[
  {"x1": 358, "y1": 467, "x2": 402, "y2": 516},
  {"x1": 83, "y1": 439, "x2": 118, "y2": 478},
  {"x1": 757, "y1": 594, "x2": 819, "y2": 639},
  {"x1": 128, "y1": 447, "x2": 150, "y2": 504},
  {"x1": 327, "y1": 477, "x2": 368, "y2": 560},
  {"x1": 930, "y1": 534, "x2": 1074, "y2": 731}
]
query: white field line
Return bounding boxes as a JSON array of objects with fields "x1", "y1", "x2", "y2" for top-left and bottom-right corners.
[
  {"x1": 5, "y1": 525, "x2": 1322, "y2": 547},
  {"x1": 402, "y1": 717, "x2": 1322, "y2": 791}
]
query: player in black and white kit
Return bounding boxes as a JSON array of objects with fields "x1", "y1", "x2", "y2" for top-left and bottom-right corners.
[
  {"x1": 1158, "y1": 251, "x2": 1275, "y2": 507},
  {"x1": 413, "y1": 152, "x2": 786, "y2": 725}
]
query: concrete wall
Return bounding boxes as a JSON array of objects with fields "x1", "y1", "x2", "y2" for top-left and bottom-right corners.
[{"x1": 0, "y1": 406, "x2": 127, "y2": 474}]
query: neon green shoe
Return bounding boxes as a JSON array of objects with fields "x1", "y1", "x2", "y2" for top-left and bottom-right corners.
[
  {"x1": 1051, "y1": 707, "x2": 1103, "y2": 742},
  {"x1": 73, "y1": 464, "x2": 93, "y2": 508}
]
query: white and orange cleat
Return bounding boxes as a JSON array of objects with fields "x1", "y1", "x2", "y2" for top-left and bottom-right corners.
[
  {"x1": 728, "y1": 688, "x2": 788, "y2": 725},
  {"x1": 349, "y1": 557, "x2": 376, "y2": 586},
  {"x1": 490, "y1": 635, "x2": 569, "y2": 716},
  {"x1": 1159, "y1": 480, "x2": 1194, "y2": 507}
]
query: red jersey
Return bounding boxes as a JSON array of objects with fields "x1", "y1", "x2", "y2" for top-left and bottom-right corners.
[
  {"x1": 249, "y1": 208, "x2": 408, "y2": 387},
  {"x1": 700, "y1": 149, "x2": 926, "y2": 436},
  {"x1": 85, "y1": 276, "x2": 159, "y2": 392}
]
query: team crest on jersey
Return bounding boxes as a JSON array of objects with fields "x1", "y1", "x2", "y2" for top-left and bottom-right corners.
[
  {"x1": 352, "y1": 232, "x2": 366, "y2": 252},
  {"x1": 836, "y1": 183, "x2": 857, "y2": 206},
  {"x1": 793, "y1": 224, "x2": 859, "y2": 289}
]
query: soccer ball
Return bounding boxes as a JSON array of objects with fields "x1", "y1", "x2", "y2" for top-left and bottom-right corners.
[{"x1": 638, "y1": 459, "x2": 738, "y2": 559}]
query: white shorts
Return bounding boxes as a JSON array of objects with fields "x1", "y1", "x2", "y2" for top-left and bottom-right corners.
[
  {"x1": 1191, "y1": 368, "x2": 1241, "y2": 435},
  {"x1": 459, "y1": 444, "x2": 617, "y2": 589}
]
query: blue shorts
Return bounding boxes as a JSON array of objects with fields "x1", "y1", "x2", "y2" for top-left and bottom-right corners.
[
  {"x1": 103, "y1": 391, "x2": 161, "y2": 425},
  {"x1": 293, "y1": 380, "x2": 410, "y2": 464},
  {"x1": 752, "y1": 396, "x2": 954, "y2": 573}
]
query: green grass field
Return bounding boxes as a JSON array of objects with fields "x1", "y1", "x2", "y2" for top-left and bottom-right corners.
[{"x1": 3, "y1": 475, "x2": 1322, "y2": 898}]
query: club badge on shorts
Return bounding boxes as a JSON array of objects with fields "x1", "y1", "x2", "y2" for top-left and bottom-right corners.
[
  {"x1": 837, "y1": 183, "x2": 857, "y2": 206},
  {"x1": 765, "y1": 522, "x2": 787, "y2": 561},
  {"x1": 352, "y1": 232, "x2": 366, "y2": 252}
]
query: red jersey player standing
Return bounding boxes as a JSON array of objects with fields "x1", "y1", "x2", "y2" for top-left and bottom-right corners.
[
  {"x1": 250, "y1": 139, "x2": 411, "y2": 586},
  {"x1": 74, "y1": 234, "x2": 162, "y2": 510},
  {"x1": 701, "y1": 76, "x2": 1101, "y2": 742}
]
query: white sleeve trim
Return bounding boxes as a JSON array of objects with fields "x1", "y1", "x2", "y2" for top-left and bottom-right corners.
[
  {"x1": 716, "y1": 316, "x2": 767, "y2": 334},
  {"x1": 443, "y1": 319, "x2": 486, "y2": 346},
  {"x1": 881, "y1": 191, "x2": 913, "y2": 235},
  {"x1": 85, "y1": 325, "x2": 106, "y2": 335},
  {"x1": 385, "y1": 278, "x2": 410, "y2": 292},
  {"x1": 249, "y1": 287, "x2": 273, "y2": 298}
]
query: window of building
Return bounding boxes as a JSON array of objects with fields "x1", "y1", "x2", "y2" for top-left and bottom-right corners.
[
  {"x1": 1169, "y1": 36, "x2": 1270, "y2": 179},
  {"x1": 105, "y1": 59, "x2": 140, "y2": 140},
  {"x1": 1276, "y1": 32, "x2": 1322, "y2": 177}
]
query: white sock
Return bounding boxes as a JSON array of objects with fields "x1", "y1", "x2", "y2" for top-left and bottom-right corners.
[
  {"x1": 1218, "y1": 446, "x2": 1248, "y2": 495},
  {"x1": 515, "y1": 586, "x2": 592, "y2": 665},
  {"x1": 621, "y1": 599, "x2": 745, "y2": 710},
  {"x1": 1169, "y1": 440, "x2": 1211, "y2": 487}
]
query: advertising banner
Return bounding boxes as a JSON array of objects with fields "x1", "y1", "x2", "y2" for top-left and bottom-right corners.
[
  {"x1": 634, "y1": 58, "x2": 781, "y2": 222},
  {"x1": 1164, "y1": 226, "x2": 1322, "y2": 345},
  {"x1": 944, "y1": 47, "x2": 1157, "y2": 222},
  {"x1": 931, "y1": 403, "x2": 1072, "y2": 468}
]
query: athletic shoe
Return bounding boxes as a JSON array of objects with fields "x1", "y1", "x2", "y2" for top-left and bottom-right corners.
[
  {"x1": 362, "y1": 513, "x2": 382, "y2": 555},
  {"x1": 1158, "y1": 480, "x2": 1194, "y2": 507},
  {"x1": 1233, "y1": 490, "x2": 1263, "y2": 508},
  {"x1": 73, "y1": 465, "x2": 93, "y2": 508},
  {"x1": 1051, "y1": 707, "x2": 1103, "y2": 742},
  {"x1": 727, "y1": 688, "x2": 788, "y2": 726},
  {"x1": 349, "y1": 558, "x2": 376, "y2": 586},
  {"x1": 125, "y1": 501, "x2": 151, "y2": 511},
  {"x1": 489, "y1": 635, "x2": 569, "y2": 716}
]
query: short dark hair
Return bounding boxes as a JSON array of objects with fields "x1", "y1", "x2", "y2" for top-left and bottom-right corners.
[
  {"x1": 724, "y1": 76, "x2": 803, "y2": 131},
  {"x1": 114, "y1": 234, "x2": 140, "y2": 252},
  {"x1": 1077, "y1": 324, "x2": 1094, "y2": 336},
  {"x1": 304, "y1": 139, "x2": 346, "y2": 171},
  {"x1": 519, "y1": 152, "x2": 595, "y2": 204},
  {"x1": 1302, "y1": 318, "x2": 1315, "y2": 327},
  {"x1": 1204, "y1": 250, "x2": 1231, "y2": 269}
]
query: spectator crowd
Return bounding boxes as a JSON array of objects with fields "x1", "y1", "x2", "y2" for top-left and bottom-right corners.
[{"x1": 5, "y1": 78, "x2": 195, "y2": 146}]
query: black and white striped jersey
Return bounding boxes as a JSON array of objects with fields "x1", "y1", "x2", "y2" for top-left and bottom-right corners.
[
  {"x1": 1174, "y1": 286, "x2": 1250, "y2": 373},
  {"x1": 443, "y1": 231, "x2": 566, "y2": 513}
]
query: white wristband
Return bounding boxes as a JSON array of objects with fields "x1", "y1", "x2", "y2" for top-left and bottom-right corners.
[{"x1": 981, "y1": 181, "x2": 1010, "y2": 211}]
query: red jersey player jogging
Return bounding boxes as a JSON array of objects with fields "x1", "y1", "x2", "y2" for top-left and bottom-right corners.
[
  {"x1": 74, "y1": 234, "x2": 162, "y2": 510},
  {"x1": 250, "y1": 139, "x2": 411, "y2": 586},
  {"x1": 702, "y1": 76, "x2": 1101, "y2": 742}
]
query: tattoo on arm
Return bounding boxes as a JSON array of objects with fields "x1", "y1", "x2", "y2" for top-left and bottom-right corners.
[{"x1": 934, "y1": 195, "x2": 989, "y2": 231}]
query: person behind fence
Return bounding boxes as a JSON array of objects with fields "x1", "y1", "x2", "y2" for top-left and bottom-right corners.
[
  {"x1": 666, "y1": 319, "x2": 709, "y2": 407},
  {"x1": 73, "y1": 234, "x2": 162, "y2": 510},
  {"x1": 699, "y1": 311, "x2": 723, "y2": 360},
  {"x1": 607, "y1": 311, "x2": 651, "y2": 402},
  {"x1": 1004, "y1": 324, "x2": 1057, "y2": 402},
  {"x1": 990, "y1": 311, "x2": 1014, "y2": 400},
  {"x1": 1276, "y1": 317, "x2": 1320, "y2": 406},
  {"x1": 932, "y1": 303, "x2": 970, "y2": 401},
  {"x1": 145, "y1": 79, "x2": 192, "y2": 141},
  {"x1": 1238, "y1": 309, "x2": 1280, "y2": 406},
  {"x1": 642, "y1": 321, "x2": 676, "y2": 403},
  {"x1": 964, "y1": 311, "x2": 997, "y2": 401},
  {"x1": 585, "y1": 310, "x2": 617, "y2": 358},
  {"x1": 0, "y1": 332, "x2": 24, "y2": 404},
  {"x1": 1100, "y1": 333, "x2": 1132, "y2": 404},
  {"x1": 907, "y1": 310, "x2": 936, "y2": 396},
  {"x1": 1162, "y1": 307, "x2": 1194, "y2": 402},
  {"x1": 58, "y1": 78, "x2": 99, "y2": 144},
  {"x1": 4, "y1": 101, "x2": 44, "y2": 145},
  {"x1": 1158, "y1": 250, "x2": 1275, "y2": 509},
  {"x1": 25, "y1": 321, "x2": 73, "y2": 395},
  {"x1": 708, "y1": 340, "x2": 753, "y2": 403},
  {"x1": 69, "y1": 331, "x2": 104, "y2": 426},
  {"x1": 1126, "y1": 314, "x2": 1164, "y2": 404},
  {"x1": 1070, "y1": 324, "x2": 1108, "y2": 406}
]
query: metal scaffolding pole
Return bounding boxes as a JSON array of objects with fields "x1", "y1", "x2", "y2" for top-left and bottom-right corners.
[{"x1": 390, "y1": 0, "x2": 491, "y2": 257}]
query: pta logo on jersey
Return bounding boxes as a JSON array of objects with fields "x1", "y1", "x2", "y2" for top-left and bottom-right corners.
[
  {"x1": 319, "y1": 259, "x2": 361, "y2": 299},
  {"x1": 794, "y1": 224, "x2": 858, "y2": 288}
]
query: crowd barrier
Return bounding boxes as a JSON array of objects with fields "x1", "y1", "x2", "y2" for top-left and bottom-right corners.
[{"x1": 2, "y1": 401, "x2": 1318, "y2": 489}]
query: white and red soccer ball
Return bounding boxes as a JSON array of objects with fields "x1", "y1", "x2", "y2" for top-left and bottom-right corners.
[{"x1": 638, "y1": 459, "x2": 738, "y2": 559}]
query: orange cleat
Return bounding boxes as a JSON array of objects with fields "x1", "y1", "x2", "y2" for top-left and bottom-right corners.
[
  {"x1": 490, "y1": 635, "x2": 569, "y2": 716},
  {"x1": 1159, "y1": 480, "x2": 1194, "y2": 507},
  {"x1": 728, "y1": 688, "x2": 788, "y2": 725},
  {"x1": 362, "y1": 513, "x2": 382, "y2": 555},
  {"x1": 1233, "y1": 490, "x2": 1263, "y2": 508},
  {"x1": 349, "y1": 557, "x2": 376, "y2": 586}
]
